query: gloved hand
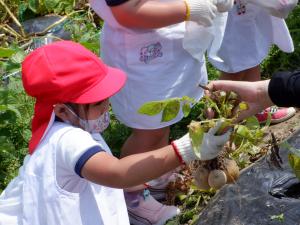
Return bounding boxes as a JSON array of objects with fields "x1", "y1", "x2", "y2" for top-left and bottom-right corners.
[
  {"x1": 213, "y1": 0, "x2": 234, "y2": 12},
  {"x1": 172, "y1": 120, "x2": 231, "y2": 164},
  {"x1": 185, "y1": 0, "x2": 218, "y2": 26},
  {"x1": 247, "y1": 0, "x2": 297, "y2": 18}
]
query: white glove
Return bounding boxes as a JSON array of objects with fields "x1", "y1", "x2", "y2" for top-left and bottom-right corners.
[
  {"x1": 172, "y1": 120, "x2": 231, "y2": 163},
  {"x1": 186, "y1": 0, "x2": 218, "y2": 26},
  {"x1": 247, "y1": 0, "x2": 297, "y2": 18},
  {"x1": 213, "y1": 0, "x2": 234, "y2": 12}
]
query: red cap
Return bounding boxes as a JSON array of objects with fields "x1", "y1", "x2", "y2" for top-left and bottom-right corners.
[{"x1": 22, "y1": 41, "x2": 127, "y2": 154}]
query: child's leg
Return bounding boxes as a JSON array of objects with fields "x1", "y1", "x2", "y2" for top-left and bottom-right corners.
[
  {"x1": 239, "y1": 66, "x2": 261, "y2": 81},
  {"x1": 120, "y1": 127, "x2": 170, "y2": 157},
  {"x1": 121, "y1": 128, "x2": 180, "y2": 224},
  {"x1": 219, "y1": 65, "x2": 261, "y2": 81}
]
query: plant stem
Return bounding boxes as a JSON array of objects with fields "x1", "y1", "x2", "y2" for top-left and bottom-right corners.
[
  {"x1": 35, "y1": 10, "x2": 85, "y2": 36},
  {"x1": 0, "y1": 0, "x2": 26, "y2": 37}
]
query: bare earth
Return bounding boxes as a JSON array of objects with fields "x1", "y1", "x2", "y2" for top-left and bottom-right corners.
[{"x1": 267, "y1": 108, "x2": 300, "y2": 144}]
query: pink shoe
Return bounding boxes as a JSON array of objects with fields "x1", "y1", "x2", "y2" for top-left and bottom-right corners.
[
  {"x1": 146, "y1": 171, "x2": 177, "y2": 201},
  {"x1": 127, "y1": 189, "x2": 180, "y2": 225},
  {"x1": 255, "y1": 106, "x2": 296, "y2": 124}
]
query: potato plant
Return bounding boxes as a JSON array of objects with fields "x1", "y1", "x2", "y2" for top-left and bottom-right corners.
[{"x1": 138, "y1": 89, "x2": 268, "y2": 190}]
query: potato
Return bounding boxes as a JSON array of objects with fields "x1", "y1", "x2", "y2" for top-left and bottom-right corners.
[
  {"x1": 224, "y1": 158, "x2": 240, "y2": 183},
  {"x1": 208, "y1": 169, "x2": 227, "y2": 190},
  {"x1": 193, "y1": 166, "x2": 210, "y2": 190}
]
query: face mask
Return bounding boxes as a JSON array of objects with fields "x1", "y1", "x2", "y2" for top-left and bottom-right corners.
[{"x1": 65, "y1": 105, "x2": 110, "y2": 133}]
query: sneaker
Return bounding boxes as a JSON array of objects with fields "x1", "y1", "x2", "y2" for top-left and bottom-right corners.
[
  {"x1": 127, "y1": 189, "x2": 180, "y2": 225},
  {"x1": 147, "y1": 171, "x2": 177, "y2": 201},
  {"x1": 255, "y1": 106, "x2": 296, "y2": 124}
]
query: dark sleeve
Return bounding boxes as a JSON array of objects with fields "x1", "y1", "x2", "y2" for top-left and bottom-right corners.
[
  {"x1": 75, "y1": 146, "x2": 105, "y2": 178},
  {"x1": 105, "y1": 0, "x2": 129, "y2": 6},
  {"x1": 268, "y1": 70, "x2": 300, "y2": 107}
]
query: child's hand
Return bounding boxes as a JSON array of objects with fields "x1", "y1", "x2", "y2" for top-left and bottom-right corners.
[
  {"x1": 172, "y1": 120, "x2": 231, "y2": 163},
  {"x1": 213, "y1": 0, "x2": 234, "y2": 12},
  {"x1": 186, "y1": 0, "x2": 218, "y2": 26}
]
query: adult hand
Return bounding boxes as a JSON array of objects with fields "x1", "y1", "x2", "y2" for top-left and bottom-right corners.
[
  {"x1": 172, "y1": 120, "x2": 231, "y2": 163},
  {"x1": 207, "y1": 80, "x2": 274, "y2": 122},
  {"x1": 186, "y1": 0, "x2": 218, "y2": 26}
]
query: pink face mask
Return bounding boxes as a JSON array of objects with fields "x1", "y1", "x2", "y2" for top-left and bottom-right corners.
[{"x1": 65, "y1": 105, "x2": 110, "y2": 133}]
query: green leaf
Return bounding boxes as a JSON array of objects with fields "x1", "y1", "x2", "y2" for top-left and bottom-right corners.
[
  {"x1": 238, "y1": 102, "x2": 249, "y2": 111},
  {"x1": 182, "y1": 102, "x2": 191, "y2": 117},
  {"x1": 245, "y1": 116, "x2": 260, "y2": 130},
  {"x1": 28, "y1": 0, "x2": 39, "y2": 13},
  {"x1": 7, "y1": 105, "x2": 22, "y2": 118},
  {"x1": 270, "y1": 213, "x2": 284, "y2": 222},
  {"x1": 178, "y1": 194, "x2": 187, "y2": 201},
  {"x1": 138, "y1": 101, "x2": 165, "y2": 116},
  {"x1": 44, "y1": 0, "x2": 59, "y2": 11},
  {"x1": 80, "y1": 42, "x2": 100, "y2": 55},
  {"x1": 182, "y1": 95, "x2": 196, "y2": 103},
  {"x1": 11, "y1": 50, "x2": 26, "y2": 64},
  {"x1": 288, "y1": 153, "x2": 300, "y2": 179},
  {"x1": 189, "y1": 121, "x2": 204, "y2": 157},
  {"x1": 0, "y1": 48, "x2": 17, "y2": 58},
  {"x1": 236, "y1": 125, "x2": 252, "y2": 139},
  {"x1": 161, "y1": 99, "x2": 180, "y2": 122}
]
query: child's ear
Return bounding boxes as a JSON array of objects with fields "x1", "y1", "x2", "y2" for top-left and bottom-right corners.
[{"x1": 53, "y1": 104, "x2": 69, "y2": 121}]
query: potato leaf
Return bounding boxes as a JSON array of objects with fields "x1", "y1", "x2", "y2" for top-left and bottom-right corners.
[
  {"x1": 182, "y1": 102, "x2": 191, "y2": 117},
  {"x1": 138, "y1": 101, "x2": 165, "y2": 116},
  {"x1": 238, "y1": 102, "x2": 249, "y2": 111},
  {"x1": 288, "y1": 153, "x2": 300, "y2": 180},
  {"x1": 235, "y1": 125, "x2": 252, "y2": 140},
  {"x1": 161, "y1": 99, "x2": 180, "y2": 122},
  {"x1": 189, "y1": 121, "x2": 204, "y2": 157},
  {"x1": 245, "y1": 116, "x2": 260, "y2": 130},
  {"x1": 0, "y1": 48, "x2": 17, "y2": 58}
]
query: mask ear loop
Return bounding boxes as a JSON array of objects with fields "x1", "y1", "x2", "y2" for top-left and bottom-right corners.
[{"x1": 63, "y1": 104, "x2": 89, "y2": 131}]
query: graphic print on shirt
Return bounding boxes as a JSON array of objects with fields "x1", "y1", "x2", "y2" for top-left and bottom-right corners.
[
  {"x1": 140, "y1": 42, "x2": 163, "y2": 64},
  {"x1": 235, "y1": 0, "x2": 246, "y2": 15}
]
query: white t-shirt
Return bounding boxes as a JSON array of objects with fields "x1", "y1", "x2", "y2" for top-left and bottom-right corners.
[{"x1": 0, "y1": 122, "x2": 129, "y2": 225}]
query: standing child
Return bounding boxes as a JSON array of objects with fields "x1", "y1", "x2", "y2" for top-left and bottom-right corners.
[
  {"x1": 89, "y1": 0, "x2": 234, "y2": 222},
  {"x1": 208, "y1": 0, "x2": 297, "y2": 124},
  {"x1": 0, "y1": 41, "x2": 231, "y2": 225}
]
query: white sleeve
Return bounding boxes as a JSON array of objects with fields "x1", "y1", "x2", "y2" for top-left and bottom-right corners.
[{"x1": 57, "y1": 128, "x2": 105, "y2": 177}]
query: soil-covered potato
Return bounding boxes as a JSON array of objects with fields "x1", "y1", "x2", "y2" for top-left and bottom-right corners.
[
  {"x1": 194, "y1": 167, "x2": 210, "y2": 190},
  {"x1": 224, "y1": 158, "x2": 240, "y2": 183},
  {"x1": 208, "y1": 169, "x2": 227, "y2": 190}
]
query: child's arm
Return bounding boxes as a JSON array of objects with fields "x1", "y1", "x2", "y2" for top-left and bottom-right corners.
[
  {"x1": 81, "y1": 122, "x2": 231, "y2": 189},
  {"x1": 81, "y1": 145, "x2": 181, "y2": 188},
  {"x1": 109, "y1": 0, "x2": 219, "y2": 28}
]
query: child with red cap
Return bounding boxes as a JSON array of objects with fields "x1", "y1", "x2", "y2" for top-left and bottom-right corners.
[
  {"x1": 0, "y1": 41, "x2": 231, "y2": 225},
  {"x1": 88, "y1": 0, "x2": 235, "y2": 222}
]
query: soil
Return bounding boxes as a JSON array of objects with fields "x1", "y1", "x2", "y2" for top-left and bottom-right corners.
[{"x1": 264, "y1": 108, "x2": 300, "y2": 145}]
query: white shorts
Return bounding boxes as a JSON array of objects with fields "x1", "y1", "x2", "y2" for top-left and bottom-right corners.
[{"x1": 208, "y1": 3, "x2": 294, "y2": 73}]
